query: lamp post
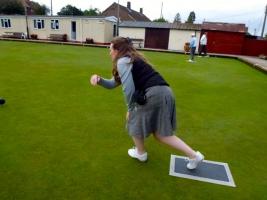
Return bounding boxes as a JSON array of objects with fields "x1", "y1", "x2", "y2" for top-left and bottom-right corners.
[
  {"x1": 51, "y1": 0, "x2": 53, "y2": 16},
  {"x1": 24, "y1": 1, "x2": 30, "y2": 39},
  {"x1": 261, "y1": 5, "x2": 267, "y2": 38},
  {"x1": 116, "y1": 0, "x2": 120, "y2": 36}
]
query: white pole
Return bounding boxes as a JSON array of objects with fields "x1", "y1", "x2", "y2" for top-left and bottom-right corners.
[
  {"x1": 261, "y1": 5, "x2": 267, "y2": 37},
  {"x1": 117, "y1": 0, "x2": 120, "y2": 36},
  {"x1": 24, "y1": 1, "x2": 29, "y2": 39},
  {"x1": 51, "y1": 0, "x2": 53, "y2": 16},
  {"x1": 160, "y1": 2, "x2": 163, "y2": 18}
]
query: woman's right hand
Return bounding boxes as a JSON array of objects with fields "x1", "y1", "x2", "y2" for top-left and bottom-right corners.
[{"x1": 90, "y1": 74, "x2": 100, "y2": 86}]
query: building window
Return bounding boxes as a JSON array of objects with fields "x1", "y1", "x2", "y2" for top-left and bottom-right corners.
[
  {"x1": 51, "y1": 19, "x2": 59, "y2": 30},
  {"x1": 1, "y1": 19, "x2": 11, "y2": 28},
  {"x1": 33, "y1": 19, "x2": 45, "y2": 29}
]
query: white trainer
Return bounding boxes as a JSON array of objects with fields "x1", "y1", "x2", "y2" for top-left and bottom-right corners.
[
  {"x1": 186, "y1": 151, "x2": 204, "y2": 169},
  {"x1": 128, "y1": 147, "x2": 148, "y2": 162}
]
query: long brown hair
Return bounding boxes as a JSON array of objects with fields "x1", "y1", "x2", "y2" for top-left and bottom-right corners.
[{"x1": 111, "y1": 37, "x2": 146, "y2": 83}]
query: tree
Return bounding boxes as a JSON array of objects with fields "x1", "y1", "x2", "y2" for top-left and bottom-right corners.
[
  {"x1": 173, "y1": 12, "x2": 181, "y2": 23},
  {"x1": 83, "y1": 8, "x2": 100, "y2": 16},
  {"x1": 0, "y1": 0, "x2": 49, "y2": 15},
  {"x1": 153, "y1": 17, "x2": 168, "y2": 23},
  {"x1": 29, "y1": 1, "x2": 49, "y2": 15},
  {"x1": 186, "y1": 11, "x2": 196, "y2": 23},
  {"x1": 57, "y1": 5, "x2": 84, "y2": 16},
  {"x1": 0, "y1": 0, "x2": 24, "y2": 15}
]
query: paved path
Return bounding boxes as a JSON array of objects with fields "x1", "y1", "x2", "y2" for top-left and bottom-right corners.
[
  {"x1": 136, "y1": 49, "x2": 267, "y2": 74},
  {"x1": 237, "y1": 56, "x2": 267, "y2": 74},
  {"x1": 197, "y1": 52, "x2": 267, "y2": 74}
]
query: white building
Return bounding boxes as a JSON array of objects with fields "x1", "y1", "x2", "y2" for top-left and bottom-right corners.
[
  {"x1": 119, "y1": 21, "x2": 201, "y2": 51},
  {"x1": 1, "y1": 15, "x2": 201, "y2": 51},
  {"x1": 0, "y1": 15, "x2": 117, "y2": 43}
]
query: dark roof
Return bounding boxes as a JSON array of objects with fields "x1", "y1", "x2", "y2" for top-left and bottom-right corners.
[
  {"x1": 120, "y1": 21, "x2": 172, "y2": 28},
  {"x1": 201, "y1": 22, "x2": 247, "y2": 33},
  {"x1": 102, "y1": 2, "x2": 150, "y2": 22},
  {"x1": 171, "y1": 22, "x2": 201, "y2": 30},
  {"x1": 0, "y1": 15, "x2": 117, "y2": 22},
  {"x1": 120, "y1": 21, "x2": 201, "y2": 30}
]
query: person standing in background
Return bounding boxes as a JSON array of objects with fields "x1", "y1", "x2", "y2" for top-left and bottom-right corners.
[
  {"x1": 199, "y1": 32, "x2": 208, "y2": 57},
  {"x1": 188, "y1": 33, "x2": 197, "y2": 62}
]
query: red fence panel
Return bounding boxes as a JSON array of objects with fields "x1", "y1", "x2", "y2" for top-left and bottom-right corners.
[
  {"x1": 207, "y1": 31, "x2": 245, "y2": 55},
  {"x1": 242, "y1": 38, "x2": 267, "y2": 56}
]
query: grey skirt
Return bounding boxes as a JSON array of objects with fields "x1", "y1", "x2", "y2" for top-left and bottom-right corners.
[{"x1": 127, "y1": 85, "x2": 177, "y2": 138}]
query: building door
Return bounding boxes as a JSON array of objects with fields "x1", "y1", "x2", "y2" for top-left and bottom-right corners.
[
  {"x1": 71, "y1": 21, "x2": 76, "y2": 40},
  {"x1": 144, "y1": 28, "x2": 170, "y2": 49}
]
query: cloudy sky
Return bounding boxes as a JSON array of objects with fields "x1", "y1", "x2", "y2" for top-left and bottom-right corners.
[{"x1": 34, "y1": 0, "x2": 267, "y2": 36}]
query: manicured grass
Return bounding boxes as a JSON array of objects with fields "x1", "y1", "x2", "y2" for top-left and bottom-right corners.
[{"x1": 0, "y1": 40, "x2": 267, "y2": 200}]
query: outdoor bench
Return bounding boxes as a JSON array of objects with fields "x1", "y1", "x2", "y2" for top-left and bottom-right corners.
[
  {"x1": 48, "y1": 34, "x2": 67, "y2": 42},
  {"x1": 2, "y1": 32, "x2": 26, "y2": 39},
  {"x1": 130, "y1": 38, "x2": 144, "y2": 48}
]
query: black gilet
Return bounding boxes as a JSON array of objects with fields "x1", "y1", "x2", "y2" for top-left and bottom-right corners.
[{"x1": 131, "y1": 58, "x2": 169, "y2": 91}]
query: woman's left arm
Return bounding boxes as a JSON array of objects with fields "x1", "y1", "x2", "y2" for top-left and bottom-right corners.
[{"x1": 117, "y1": 57, "x2": 136, "y2": 112}]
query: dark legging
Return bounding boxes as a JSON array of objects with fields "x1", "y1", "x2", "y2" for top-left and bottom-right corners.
[
  {"x1": 190, "y1": 47, "x2": 196, "y2": 60},
  {"x1": 199, "y1": 45, "x2": 207, "y2": 56}
]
